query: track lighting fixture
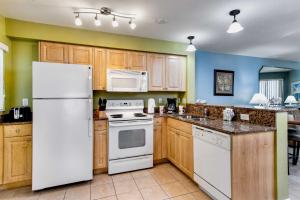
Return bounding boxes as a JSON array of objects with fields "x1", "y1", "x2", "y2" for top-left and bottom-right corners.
[
  {"x1": 73, "y1": 7, "x2": 136, "y2": 29},
  {"x1": 227, "y1": 9, "x2": 244, "y2": 34},
  {"x1": 112, "y1": 16, "x2": 119, "y2": 27},
  {"x1": 129, "y1": 19, "x2": 136, "y2": 30},
  {"x1": 74, "y1": 13, "x2": 82, "y2": 26},
  {"x1": 186, "y1": 36, "x2": 196, "y2": 52},
  {"x1": 94, "y1": 14, "x2": 101, "y2": 26}
]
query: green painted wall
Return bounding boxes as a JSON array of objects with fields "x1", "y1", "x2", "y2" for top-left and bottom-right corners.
[
  {"x1": 10, "y1": 39, "x2": 38, "y2": 107},
  {"x1": 5, "y1": 18, "x2": 195, "y2": 107},
  {"x1": 0, "y1": 15, "x2": 12, "y2": 111}
]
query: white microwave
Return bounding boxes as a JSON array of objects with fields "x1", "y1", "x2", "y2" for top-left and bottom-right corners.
[{"x1": 106, "y1": 69, "x2": 148, "y2": 92}]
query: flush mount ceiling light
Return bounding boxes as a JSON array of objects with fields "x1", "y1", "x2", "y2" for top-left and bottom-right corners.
[
  {"x1": 186, "y1": 36, "x2": 197, "y2": 52},
  {"x1": 227, "y1": 9, "x2": 244, "y2": 34},
  {"x1": 73, "y1": 7, "x2": 136, "y2": 29}
]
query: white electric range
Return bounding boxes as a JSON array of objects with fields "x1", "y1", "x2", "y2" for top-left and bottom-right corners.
[{"x1": 106, "y1": 100, "x2": 154, "y2": 174}]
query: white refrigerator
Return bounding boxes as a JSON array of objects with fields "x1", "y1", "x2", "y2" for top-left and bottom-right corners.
[{"x1": 32, "y1": 62, "x2": 93, "y2": 191}]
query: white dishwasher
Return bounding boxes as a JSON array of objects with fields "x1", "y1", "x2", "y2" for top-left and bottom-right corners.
[{"x1": 193, "y1": 125, "x2": 231, "y2": 200}]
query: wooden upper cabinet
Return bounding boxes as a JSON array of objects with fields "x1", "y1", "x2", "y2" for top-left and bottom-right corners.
[
  {"x1": 128, "y1": 52, "x2": 147, "y2": 71},
  {"x1": 39, "y1": 42, "x2": 69, "y2": 63},
  {"x1": 94, "y1": 48, "x2": 107, "y2": 90},
  {"x1": 107, "y1": 49, "x2": 128, "y2": 70},
  {"x1": 147, "y1": 53, "x2": 166, "y2": 91},
  {"x1": 69, "y1": 45, "x2": 94, "y2": 65},
  {"x1": 165, "y1": 55, "x2": 186, "y2": 91},
  {"x1": 4, "y1": 136, "x2": 32, "y2": 184}
]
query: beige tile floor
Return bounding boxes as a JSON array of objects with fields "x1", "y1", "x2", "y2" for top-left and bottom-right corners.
[
  {"x1": 0, "y1": 163, "x2": 212, "y2": 200},
  {"x1": 289, "y1": 160, "x2": 300, "y2": 200}
]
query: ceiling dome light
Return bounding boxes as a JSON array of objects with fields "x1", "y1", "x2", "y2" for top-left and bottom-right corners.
[
  {"x1": 186, "y1": 36, "x2": 196, "y2": 52},
  {"x1": 75, "y1": 14, "x2": 82, "y2": 26},
  {"x1": 227, "y1": 9, "x2": 244, "y2": 34},
  {"x1": 112, "y1": 16, "x2": 119, "y2": 27},
  {"x1": 94, "y1": 14, "x2": 101, "y2": 26},
  {"x1": 129, "y1": 19, "x2": 136, "y2": 29}
]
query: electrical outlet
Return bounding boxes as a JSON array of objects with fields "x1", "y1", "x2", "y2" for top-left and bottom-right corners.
[
  {"x1": 22, "y1": 98, "x2": 29, "y2": 107},
  {"x1": 240, "y1": 114, "x2": 250, "y2": 121}
]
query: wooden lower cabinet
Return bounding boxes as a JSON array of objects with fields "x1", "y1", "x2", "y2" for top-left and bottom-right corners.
[
  {"x1": 231, "y1": 132, "x2": 275, "y2": 200},
  {"x1": 93, "y1": 120, "x2": 108, "y2": 172},
  {"x1": 3, "y1": 136, "x2": 32, "y2": 184},
  {"x1": 0, "y1": 126, "x2": 3, "y2": 185},
  {"x1": 153, "y1": 117, "x2": 167, "y2": 162},
  {"x1": 178, "y1": 130, "x2": 193, "y2": 177},
  {"x1": 167, "y1": 118, "x2": 193, "y2": 178}
]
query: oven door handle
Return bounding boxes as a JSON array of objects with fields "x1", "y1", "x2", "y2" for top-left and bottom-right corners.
[{"x1": 109, "y1": 120, "x2": 153, "y2": 127}]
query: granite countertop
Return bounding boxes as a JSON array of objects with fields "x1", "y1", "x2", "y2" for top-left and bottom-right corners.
[
  {"x1": 153, "y1": 113, "x2": 276, "y2": 135},
  {"x1": 0, "y1": 121, "x2": 32, "y2": 125}
]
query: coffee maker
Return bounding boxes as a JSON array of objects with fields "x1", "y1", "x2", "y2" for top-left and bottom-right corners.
[{"x1": 167, "y1": 98, "x2": 177, "y2": 113}]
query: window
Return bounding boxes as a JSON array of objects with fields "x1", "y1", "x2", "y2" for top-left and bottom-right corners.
[
  {"x1": 0, "y1": 49, "x2": 4, "y2": 111},
  {"x1": 259, "y1": 79, "x2": 284, "y2": 102}
]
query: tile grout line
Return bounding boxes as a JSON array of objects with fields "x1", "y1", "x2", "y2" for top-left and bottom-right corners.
[
  {"x1": 131, "y1": 172, "x2": 145, "y2": 200},
  {"x1": 111, "y1": 174, "x2": 120, "y2": 200}
]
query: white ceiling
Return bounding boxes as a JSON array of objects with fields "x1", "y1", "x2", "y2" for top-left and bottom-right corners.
[{"x1": 1, "y1": 0, "x2": 300, "y2": 62}]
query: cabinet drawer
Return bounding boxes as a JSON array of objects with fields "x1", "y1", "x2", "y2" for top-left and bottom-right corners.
[
  {"x1": 4, "y1": 124, "x2": 32, "y2": 138},
  {"x1": 154, "y1": 117, "x2": 162, "y2": 126},
  {"x1": 94, "y1": 120, "x2": 107, "y2": 131},
  {"x1": 167, "y1": 118, "x2": 192, "y2": 134}
]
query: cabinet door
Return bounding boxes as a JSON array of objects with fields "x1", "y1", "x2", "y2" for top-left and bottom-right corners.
[
  {"x1": 178, "y1": 131, "x2": 194, "y2": 178},
  {"x1": 94, "y1": 131, "x2": 107, "y2": 170},
  {"x1": 107, "y1": 50, "x2": 128, "y2": 70},
  {"x1": 128, "y1": 52, "x2": 147, "y2": 71},
  {"x1": 167, "y1": 127, "x2": 179, "y2": 164},
  {"x1": 69, "y1": 45, "x2": 94, "y2": 65},
  {"x1": 147, "y1": 54, "x2": 166, "y2": 91},
  {"x1": 0, "y1": 126, "x2": 3, "y2": 185},
  {"x1": 161, "y1": 118, "x2": 168, "y2": 159},
  {"x1": 39, "y1": 42, "x2": 69, "y2": 63},
  {"x1": 4, "y1": 136, "x2": 32, "y2": 184},
  {"x1": 154, "y1": 125, "x2": 162, "y2": 161},
  {"x1": 165, "y1": 55, "x2": 186, "y2": 91},
  {"x1": 94, "y1": 48, "x2": 107, "y2": 90}
]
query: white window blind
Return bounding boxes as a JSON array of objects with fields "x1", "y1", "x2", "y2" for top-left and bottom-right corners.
[
  {"x1": 259, "y1": 79, "x2": 284, "y2": 100},
  {"x1": 0, "y1": 49, "x2": 4, "y2": 111}
]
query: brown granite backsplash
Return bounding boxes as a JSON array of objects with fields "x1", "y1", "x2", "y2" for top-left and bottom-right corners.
[{"x1": 185, "y1": 104, "x2": 277, "y2": 127}]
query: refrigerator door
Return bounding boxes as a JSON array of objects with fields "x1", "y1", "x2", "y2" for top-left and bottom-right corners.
[
  {"x1": 32, "y1": 98, "x2": 93, "y2": 190},
  {"x1": 32, "y1": 62, "x2": 92, "y2": 99}
]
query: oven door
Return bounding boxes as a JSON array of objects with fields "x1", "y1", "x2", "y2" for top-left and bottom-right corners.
[{"x1": 109, "y1": 119, "x2": 153, "y2": 160}]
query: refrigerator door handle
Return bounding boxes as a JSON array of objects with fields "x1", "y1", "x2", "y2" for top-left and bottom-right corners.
[
  {"x1": 88, "y1": 67, "x2": 92, "y2": 98},
  {"x1": 88, "y1": 99, "x2": 92, "y2": 137}
]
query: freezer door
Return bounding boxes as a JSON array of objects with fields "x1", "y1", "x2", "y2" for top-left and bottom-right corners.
[
  {"x1": 32, "y1": 62, "x2": 92, "y2": 99},
  {"x1": 32, "y1": 99, "x2": 93, "y2": 190}
]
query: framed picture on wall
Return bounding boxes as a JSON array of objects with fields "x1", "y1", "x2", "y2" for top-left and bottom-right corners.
[
  {"x1": 214, "y1": 69, "x2": 235, "y2": 96},
  {"x1": 291, "y1": 81, "x2": 300, "y2": 100}
]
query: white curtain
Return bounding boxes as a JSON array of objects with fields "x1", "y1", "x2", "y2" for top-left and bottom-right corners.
[{"x1": 259, "y1": 79, "x2": 284, "y2": 100}]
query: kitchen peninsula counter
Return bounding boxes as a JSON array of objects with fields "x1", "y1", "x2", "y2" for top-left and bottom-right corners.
[{"x1": 152, "y1": 113, "x2": 276, "y2": 135}]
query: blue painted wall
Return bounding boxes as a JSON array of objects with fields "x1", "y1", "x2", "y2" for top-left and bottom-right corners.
[{"x1": 195, "y1": 50, "x2": 300, "y2": 105}]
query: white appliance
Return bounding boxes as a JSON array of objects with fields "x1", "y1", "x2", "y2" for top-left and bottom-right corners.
[
  {"x1": 193, "y1": 125, "x2": 231, "y2": 200},
  {"x1": 106, "y1": 69, "x2": 148, "y2": 92},
  {"x1": 106, "y1": 100, "x2": 153, "y2": 174},
  {"x1": 32, "y1": 62, "x2": 93, "y2": 191},
  {"x1": 147, "y1": 98, "x2": 155, "y2": 114}
]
